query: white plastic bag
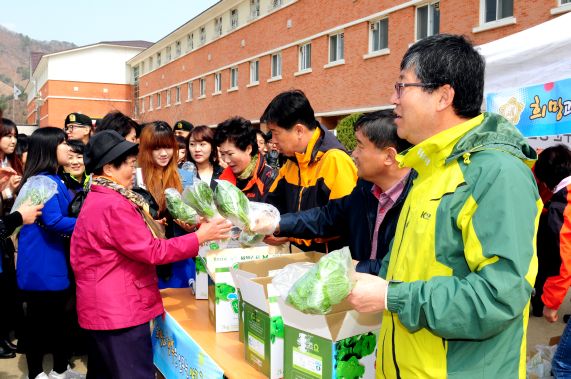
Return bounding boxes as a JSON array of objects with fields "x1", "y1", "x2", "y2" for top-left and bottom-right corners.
[
  {"x1": 272, "y1": 262, "x2": 315, "y2": 300},
  {"x1": 526, "y1": 344, "x2": 557, "y2": 379},
  {"x1": 11, "y1": 175, "x2": 58, "y2": 213},
  {"x1": 247, "y1": 201, "x2": 281, "y2": 235},
  {"x1": 165, "y1": 188, "x2": 200, "y2": 225},
  {"x1": 272, "y1": 247, "x2": 355, "y2": 314},
  {"x1": 182, "y1": 179, "x2": 219, "y2": 220}
]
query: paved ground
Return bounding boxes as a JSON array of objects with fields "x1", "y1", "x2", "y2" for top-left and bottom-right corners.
[{"x1": 0, "y1": 295, "x2": 569, "y2": 378}]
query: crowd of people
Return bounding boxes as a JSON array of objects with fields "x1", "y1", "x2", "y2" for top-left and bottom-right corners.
[{"x1": 0, "y1": 33, "x2": 569, "y2": 379}]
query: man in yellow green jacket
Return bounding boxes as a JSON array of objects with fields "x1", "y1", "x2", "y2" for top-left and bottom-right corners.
[{"x1": 348, "y1": 34, "x2": 541, "y2": 378}]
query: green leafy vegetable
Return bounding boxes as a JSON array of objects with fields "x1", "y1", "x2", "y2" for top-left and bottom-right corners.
[
  {"x1": 270, "y1": 316, "x2": 284, "y2": 344},
  {"x1": 215, "y1": 283, "x2": 236, "y2": 304},
  {"x1": 165, "y1": 188, "x2": 199, "y2": 224},
  {"x1": 334, "y1": 332, "x2": 377, "y2": 379},
  {"x1": 182, "y1": 180, "x2": 217, "y2": 219},
  {"x1": 213, "y1": 180, "x2": 251, "y2": 228}
]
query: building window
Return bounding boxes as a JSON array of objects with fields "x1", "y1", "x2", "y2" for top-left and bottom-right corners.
[
  {"x1": 175, "y1": 86, "x2": 180, "y2": 103},
  {"x1": 157, "y1": 93, "x2": 162, "y2": 108},
  {"x1": 215, "y1": 16, "x2": 223, "y2": 37},
  {"x1": 329, "y1": 32, "x2": 344, "y2": 63},
  {"x1": 230, "y1": 67, "x2": 239, "y2": 88},
  {"x1": 187, "y1": 33, "x2": 194, "y2": 51},
  {"x1": 199, "y1": 78, "x2": 206, "y2": 97},
  {"x1": 214, "y1": 73, "x2": 222, "y2": 93},
  {"x1": 370, "y1": 18, "x2": 389, "y2": 52},
  {"x1": 231, "y1": 9, "x2": 239, "y2": 29},
  {"x1": 200, "y1": 27, "x2": 206, "y2": 45},
  {"x1": 166, "y1": 89, "x2": 171, "y2": 106},
  {"x1": 141, "y1": 98, "x2": 145, "y2": 113},
  {"x1": 187, "y1": 82, "x2": 193, "y2": 100},
  {"x1": 175, "y1": 41, "x2": 181, "y2": 57},
  {"x1": 562, "y1": 0, "x2": 571, "y2": 4},
  {"x1": 271, "y1": 52, "x2": 282, "y2": 78},
  {"x1": 416, "y1": 2, "x2": 440, "y2": 40},
  {"x1": 484, "y1": 0, "x2": 513, "y2": 23},
  {"x1": 140, "y1": 61, "x2": 145, "y2": 75},
  {"x1": 166, "y1": 46, "x2": 172, "y2": 62},
  {"x1": 250, "y1": 0, "x2": 260, "y2": 19},
  {"x1": 149, "y1": 57, "x2": 153, "y2": 71},
  {"x1": 156, "y1": 52, "x2": 162, "y2": 67},
  {"x1": 270, "y1": 0, "x2": 283, "y2": 10},
  {"x1": 149, "y1": 96, "x2": 153, "y2": 110},
  {"x1": 249, "y1": 61, "x2": 259, "y2": 84},
  {"x1": 299, "y1": 43, "x2": 312, "y2": 71}
]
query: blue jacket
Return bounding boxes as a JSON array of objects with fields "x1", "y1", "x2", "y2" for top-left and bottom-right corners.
[
  {"x1": 279, "y1": 172, "x2": 415, "y2": 275},
  {"x1": 17, "y1": 173, "x2": 76, "y2": 291}
]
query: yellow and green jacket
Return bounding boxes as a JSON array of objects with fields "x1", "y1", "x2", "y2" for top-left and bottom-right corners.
[
  {"x1": 267, "y1": 124, "x2": 357, "y2": 253},
  {"x1": 378, "y1": 113, "x2": 541, "y2": 378}
]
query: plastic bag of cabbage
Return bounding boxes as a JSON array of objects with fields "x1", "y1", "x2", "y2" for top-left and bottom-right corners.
[
  {"x1": 182, "y1": 179, "x2": 219, "y2": 220},
  {"x1": 165, "y1": 188, "x2": 200, "y2": 225},
  {"x1": 272, "y1": 247, "x2": 355, "y2": 314}
]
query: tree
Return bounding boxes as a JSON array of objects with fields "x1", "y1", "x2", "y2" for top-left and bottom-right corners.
[{"x1": 336, "y1": 113, "x2": 361, "y2": 152}]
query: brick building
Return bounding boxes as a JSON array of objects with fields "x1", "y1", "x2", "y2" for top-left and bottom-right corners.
[
  {"x1": 24, "y1": 41, "x2": 152, "y2": 128},
  {"x1": 129, "y1": 0, "x2": 571, "y2": 129}
]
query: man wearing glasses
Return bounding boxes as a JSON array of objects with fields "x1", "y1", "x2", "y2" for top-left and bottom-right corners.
[
  {"x1": 64, "y1": 112, "x2": 93, "y2": 145},
  {"x1": 348, "y1": 34, "x2": 540, "y2": 378}
]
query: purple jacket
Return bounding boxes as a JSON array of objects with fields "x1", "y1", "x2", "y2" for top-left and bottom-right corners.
[{"x1": 71, "y1": 185, "x2": 200, "y2": 330}]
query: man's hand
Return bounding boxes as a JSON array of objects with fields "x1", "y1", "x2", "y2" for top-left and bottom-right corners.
[
  {"x1": 543, "y1": 306, "x2": 559, "y2": 323},
  {"x1": 347, "y1": 272, "x2": 389, "y2": 313},
  {"x1": 17, "y1": 200, "x2": 44, "y2": 225}
]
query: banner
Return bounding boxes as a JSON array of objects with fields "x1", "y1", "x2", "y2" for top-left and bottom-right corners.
[
  {"x1": 152, "y1": 312, "x2": 224, "y2": 379},
  {"x1": 486, "y1": 78, "x2": 571, "y2": 137}
]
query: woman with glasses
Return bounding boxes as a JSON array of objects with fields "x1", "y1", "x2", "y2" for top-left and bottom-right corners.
[
  {"x1": 137, "y1": 121, "x2": 197, "y2": 289},
  {"x1": 16, "y1": 128, "x2": 79, "y2": 379},
  {"x1": 64, "y1": 112, "x2": 92, "y2": 145}
]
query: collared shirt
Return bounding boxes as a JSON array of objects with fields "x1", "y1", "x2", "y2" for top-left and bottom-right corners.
[
  {"x1": 370, "y1": 175, "x2": 407, "y2": 259},
  {"x1": 554, "y1": 175, "x2": 571, "y2": 194}
]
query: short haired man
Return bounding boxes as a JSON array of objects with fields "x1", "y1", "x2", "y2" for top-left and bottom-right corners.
[
  {"x1": 173, "y1": 120, "x2": 193, "y2": 139},
  {"x1": 272, "y1": 110, "x2": 413, "y2": 274},
  {"x1": 64, "y1": 112, "x2": 92, "y2": 145},
  {"x1": 534, "y1": 145, "x2": 571, "y2": 377},
  {"x1": 261, "y1": 90, "x2": 357, "y2": 253},
  {"x1": 348, "y1": 34, "x2": 541, "y2": 378}
]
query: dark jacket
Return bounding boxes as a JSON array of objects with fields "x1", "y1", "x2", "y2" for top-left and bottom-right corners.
[
  {"x1": 218, "y1": 154, "x2": 276, "y2": 202},
  {"x1": 279, "y1": 171, "x2": 416, "y2": 275}
]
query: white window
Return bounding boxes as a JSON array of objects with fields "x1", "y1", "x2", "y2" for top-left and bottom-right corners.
[
  {"x1": 149, "y1": 57, "x2": 153, "y2": 70},
  {"x1": 416, "y1": 2, "x2": 440, "y2": 40},
  {"x1": 157, "y1": 92, "x2": 162, "y2": 108},
  {"x1": 484, "y1": 0, "x2": 513, "y2": 23},
  {"x1": 231, "y1": 9, "x2": 239, "y2": 29},
  {"x1": 166, "y1": 89, "x2": 171, "y2": 106},
  {"x1": 149, "y1": 96, "x2": 153, "y2": 110},
  {"x1": 562, "y1": 0, "x2": 571, "y2": 4},
  {"x1": 250, "y1": 0, "x2": 260, "y2": 19},
  {"x1": 299, "y1": 43, "x2": 311, "y2": 71},
  {"x1": 141, "y1": 98, "x2": 145, "y2": 113},
  {"x1": 214, "y1": 73, "x2": 222, "y2": 93},
  {"x1": 249, "y1": 61, "x2": 259, "y2": 84},
  {"x1": 156, "y1": 52, "x2": 161, "y2": 67},
  {"x1": 175, "y1": 86, "x2": 180, "y2": 103},
  {"x1": 215, "y1": 16, "x2": 223, "y2": 37},
  {"x1": 166, "y1": 46, "x2": 172, "y2": 62},
  {"x1": 199, "y1": 78, "x2": 206, "y2": 97},
  {"x1": 175, "y1": 41, "x2": 181, "y2": 57},
  {"x1": 270, "y1": 0, "x2": 283, "y2": 10},
  {"x1": 230, "y1": 67, "x2": 239, "y2": 88},
  {"x1": 329, "y1": 32, "x2": 344, "y2": 63},
  {"x1": 187, "y1": 82, "x2": 193, "y2": 100},
  {"x1": 200, "y1": 27, "x2": 206, "y2": 44},
  {"x1": 187, "y1": 33, "x2": 194, "y2": 51},
  {"x1": 271, "y1": 52, "x2": 282, "y2": 78},
  {"x1": 140, "y1": 61, "x2": 145, "y2": 74},
  {"x1": 370, "y1": 18, "x2": 389, "y2": 52}
]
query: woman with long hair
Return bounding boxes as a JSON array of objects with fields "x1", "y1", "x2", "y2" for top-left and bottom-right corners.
[
  {"x1": 187, "y1": 125, "x2": 223, "y2": 188},
  {"x1": 16, "y1": 127, "x2": 78, "y2": 379},
  {"x1": 138, "y1": 121, "x2": 196, "y2": 288},
  {"x1": 215, "y1": 117, "x2": 276, "y2": 202},
  {"x1": 0, "y1": 118, "x2": 24, "y2": 213}
]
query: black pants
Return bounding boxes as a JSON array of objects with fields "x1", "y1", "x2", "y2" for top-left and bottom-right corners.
[
  {"x1": 20, "y1": 290, "x2": 71, "y2": 378},
  {"x1": 87, "y1": 322, "x2": 155, "y2": 379},
  {"x1": 0, "y1": 249, "x2": 21, "y2": 341}
]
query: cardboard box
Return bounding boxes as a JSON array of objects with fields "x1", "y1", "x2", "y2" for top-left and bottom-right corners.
[
  {"x1": 279, "y1": 298, "x2": 382, "y2": 379},
  {"x1": 233, "y1": 252, "x2": 323, "y2": 378},
  {"x1": 191, "y1": 257, "x2": 208, "y2": 299},
  {"x1": 205, "y1": 244, "x2": 292, "y2": 333}
]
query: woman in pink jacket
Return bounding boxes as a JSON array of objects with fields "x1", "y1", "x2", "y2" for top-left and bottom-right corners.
[{"x1": 70, "y1": 130, "x2": 231, "y2": 379}]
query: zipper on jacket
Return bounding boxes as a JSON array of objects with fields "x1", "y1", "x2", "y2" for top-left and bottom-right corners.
[
  {"x1": 391, "y1": 313, "x2": 402, "y2": 379},
  {"x1": 389, "y1": 205, "x2": 411, "y2": 281}
]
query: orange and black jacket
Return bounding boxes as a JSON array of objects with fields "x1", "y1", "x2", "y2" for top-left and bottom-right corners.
[
  {"x1": 267, "y1": 124, "x2": 357, "y2": 253},
  {"x1": 218, "y1": 154, "x2": 277, "y2": 202},
  {"x1": 539, "y1": 183, "x2": 571, "y2": 310}
]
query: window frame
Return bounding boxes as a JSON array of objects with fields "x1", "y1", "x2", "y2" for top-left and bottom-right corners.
[
  {"x1": 200, "y1": 26, "x2": 206, "y2": 45},
  {"x1": 199, "y1": 78, "x2": 206, "y2": 98},
  {"x1": 249, "y1": 60, "x2": 259, "y2": 84},
  {"x1": 231, "y1": 9, "x2": 239, "y2": 29},
  {"x1": 156, "y1": 52, "x2": 161, "y2": 67},
  {"x1": 299, "y1": 42, "x2": 312, "y2": 72},
  {"x1": 175, "y1": 86, "x2": 181, "y2": 104},
  {"x1": 415, "y1": 1, "x2": 440, "y2": 41},
  {"x1": 482, "y1": 0, "x2": 514, "y2": 24},
  {"x1": 250, "y1": 0, "x2": 260, "y2": 19},
  {"x1": 328, "y1": 32, "x2": 344, "y2": 64},
  {"x1": 156, "y1": 92, "x2": 162, "y2": 108},
  {"x1": 214, "y1": 72, "x2": 222, "y2": 94},
  {"x1": 370, "y1": 18, "x2": 389, "y2": 53},
  {"x1": 215, "y1": 16, "x2": 223, "y2": 37},
  {"x1": 270, "y1": 52, "x2": 282, "y2": 79}
]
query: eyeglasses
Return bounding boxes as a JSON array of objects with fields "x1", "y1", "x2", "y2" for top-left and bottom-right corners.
[
  {"x1": 394, "y1": 82, "x2": 441, "y2": 99},
  {"x1": 64, "y1": 124, "x2": 89, "y2": 132}
]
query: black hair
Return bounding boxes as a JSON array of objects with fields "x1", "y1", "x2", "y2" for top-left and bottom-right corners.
[
  {"x1": 1, "y1": 118, "x2": 24, "y2": 174},
  {"x1": 19, "y1": 127, "x2": 67, "y2": 192},
  {"x1": 188, "y1": 125, "x2": 219, "y2": 165},
  {"x1": 353, "y1": 110, "x2": 412, "y2": 153},
  {"x1": 15, "y1": 133, "x2": 28, "y2": 158},
  {"x1": 535, "y1": 144, "x2": 571, "y2": 190},
  {"x1": 214, "y1": 117, "x2": 258, "y2": 156},
  {"x1": 67, "y1": 139, "x2": 85, "y2": 155},
  {"x1": 255, "y1": 129, "x2": 270, "y2": 143},
  {"x1": 97, "y1": 111, "x2": 140, "y2": 138},
  {"x1": 401, "y1": 34, "x2": 485, "y2": 119},
  {"x1": 260, "y1": 90, "x2": 319, "y2": 131},
  {"x1": 175, "y1": 135, "x2": 187, "y2": 149}
]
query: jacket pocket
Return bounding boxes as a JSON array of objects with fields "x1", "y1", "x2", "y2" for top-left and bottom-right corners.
[{"x1": 134, "y1": 276, "x2": 159, "y2": 310}]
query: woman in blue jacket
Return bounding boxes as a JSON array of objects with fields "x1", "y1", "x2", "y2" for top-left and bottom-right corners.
[{"x1": 16, "y1": 127, "x2": 77, "y2": 379}]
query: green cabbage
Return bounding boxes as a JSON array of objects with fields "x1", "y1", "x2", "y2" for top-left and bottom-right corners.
[
  {"x1": 165, "y1": 188, "x2": 199, "y2": 224},
  {"x1": 213, "y1": 180, "x2": 250, "y2": 228},
  {"x1": 182, "y1": 180, "x2": 217, "y2": 220}
]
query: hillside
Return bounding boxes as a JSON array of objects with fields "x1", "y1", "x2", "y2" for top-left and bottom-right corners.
[{"x1": 0, "y1": 25, "x2": 76, "y2": 123}]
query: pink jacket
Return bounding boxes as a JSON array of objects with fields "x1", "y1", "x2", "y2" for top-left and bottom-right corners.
[{"x1": 71, "y1": 185, "x2": 200, "y2": 330}]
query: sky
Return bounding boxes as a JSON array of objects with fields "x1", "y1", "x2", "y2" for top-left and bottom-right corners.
[{"x1": 1, "y1": 0, "x2": 220, "y2": 46}]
